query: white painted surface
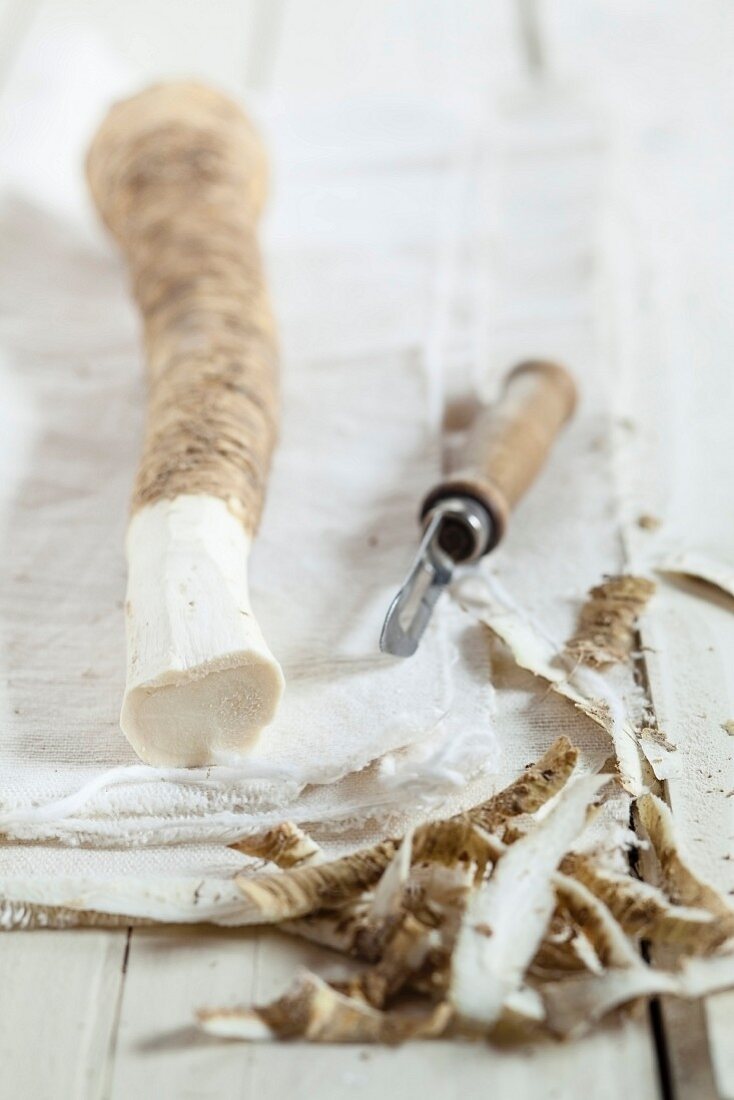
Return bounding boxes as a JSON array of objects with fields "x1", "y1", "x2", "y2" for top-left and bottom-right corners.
[{"x1": 1, "y1": 0, "x2": 732, "y2": 1097}]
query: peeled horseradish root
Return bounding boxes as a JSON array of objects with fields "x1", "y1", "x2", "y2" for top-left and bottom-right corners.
[
  {"x1": 121, "y1": 495, "x2": 284, "y2": 766},
  {"x1": 87, "y1": 83, "x2": 284, "y2": 766}
]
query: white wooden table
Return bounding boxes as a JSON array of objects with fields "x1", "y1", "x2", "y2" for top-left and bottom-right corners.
[{"x1": 0, "y1": 2, "x2": 732, "y2": 1097}]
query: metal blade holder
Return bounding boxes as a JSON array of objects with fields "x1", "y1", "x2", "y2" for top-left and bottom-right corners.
[{"x1": 379, "y1": 495, "x2": 494, "y2": 657}]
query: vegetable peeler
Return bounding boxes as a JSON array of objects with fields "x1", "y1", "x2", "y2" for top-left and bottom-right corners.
[{"x1": 380, "y1": 360, "x2": 577, "y2": 656}]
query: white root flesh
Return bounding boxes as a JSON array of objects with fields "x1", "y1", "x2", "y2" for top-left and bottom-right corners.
[
  {"x1": 368, "y1": 831, "x2": 413, "y2": 924},
  {"x1": 552, "y1": 873, "x2": 640, "y2": 970},
  {"x1": 10, "y1": 738, "x2": 734, "y2": 1050},
  {"x1": 122, "y1": 496, "x2": 284, "y2": 766},
  {"x1": 199, "y1": 952, "x2": 734, "y2": 1045},
  {"x1": 234, "y1": 737, "x2": 579, "y2": 924},
  {"x1": 449, "y1": 775, "x2": 608, "y2": 1027},
  {"x1": 1, "y1": 739, "x2": 578, "y2": 938},
  {"x1": 190, "y1": 758, "x2": 734, "y2": 1047}
]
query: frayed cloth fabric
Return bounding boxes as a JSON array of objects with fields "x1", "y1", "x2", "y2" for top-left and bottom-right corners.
[{"x1": 0, "y1": 31, "x2": 498, "y2": 849}]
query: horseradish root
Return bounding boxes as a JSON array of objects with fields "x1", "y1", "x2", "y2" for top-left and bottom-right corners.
[
  {"x1": 87, "y1": 83, "x2": 284, "y2": 765},
  {"x1": 234, "y1": 737, "x2": 578, "y2": 923},
  {"x1": 657, "y1": 551, "x2": 734, "y2": 602},
  {"x1": 230, "y1": 823, "x2": 323, "y2": 869},
  {"x1": 564, "y1": 575, "x2": 655, "y2": 668}
]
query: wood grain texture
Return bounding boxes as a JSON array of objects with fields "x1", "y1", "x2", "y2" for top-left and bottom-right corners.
[
  {"x1": 87, "y1": 81, "x2": 278, "y2": 534},
  {"x1": 0, "y1": 930, "x2": 128, "y2": 1100}
]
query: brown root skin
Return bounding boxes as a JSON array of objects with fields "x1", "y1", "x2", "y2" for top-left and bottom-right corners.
[
  {"x1": 10, "y1": 736, "x2": 734, "y2": 1047},
  {"x1": 468, "y1": 737, "x2": 578, "y2": 831},
  {"x1": 342, "y1": 912, "x2": 440, "y2": 1008},
  {"x1": 564, "y1": 574, "x2": 655, "y2": 668},
  {"x1": 463, "y1": 594, "x2": 644, "y2": 793},
  {"x1": 634, "y1": 794, "x2": 734, "y2": 925},
  {"x1": 552, "y1": 873, "x2": 639, "y2": 970},
  {"x1": 639, "y1": 726, "x2": 677, "y2": 752},
  {"x1": 87, "y1": 83, "x2": 278, "y2": 536},
  {"x1": 637, "y1": 514, "x2": 662, "y2": 531},
  {"x1": 230, "y1": 823, "x2": 322, "y2": 869},
  {"x1": 541, "y1": 954, "x2": 734, "y2": 1039},
  {"x1": 235, "y1": 737, "x2": 578, "y2": 922},
  {"x1": 447, "y1": 776, "x2": 607, "y2": 1030}
]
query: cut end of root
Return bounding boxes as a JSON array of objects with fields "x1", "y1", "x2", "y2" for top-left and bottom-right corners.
[{"x1": 121, "y1": 655, "x2": 284, "y2": 767}]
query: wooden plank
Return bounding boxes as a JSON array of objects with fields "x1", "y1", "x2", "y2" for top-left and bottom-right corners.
[
  {"x1": 538, "y1": 2, "x2": 734, "y2": 1096},
  {"x1": 39, "y1": 0, "x2": 260, "y2": 96},
  {"x1": 0, "y1": 929, "x2": 128, "y2": 1100},
  {"x1": 104, "y1": 925, "x2": 662, "y2": 1100},
  {"x1": 107, "y1": 927, "x2": 259, "y2": 1099},
  {"x1": 707, "y1": 994, "x2": 734, "y2": 1100},
  {"x1": 539, "y1": 0, "x2": 734, "y2": 876}
]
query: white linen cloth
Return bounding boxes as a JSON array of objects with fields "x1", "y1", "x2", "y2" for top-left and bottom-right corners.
[
  {"x1": 0, "y1": 26, "x2": 640, "y2": 898},
  {"x1": 0, "y1": 29, "x2": 499, "y2": 848}
]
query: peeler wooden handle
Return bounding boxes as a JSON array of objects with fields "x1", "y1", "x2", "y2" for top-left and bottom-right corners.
[
  {"x1": 421, "y1": 360, "x2": 577, "y2": 552},
  {"x1": 86, "y1": 81, "x2": 278, "y2": 537}
]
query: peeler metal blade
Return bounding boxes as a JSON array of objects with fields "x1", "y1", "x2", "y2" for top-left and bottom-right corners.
[
  {"x1": 380, "y1": 497, "x2": 493, "y2": 657},
  {"x1": 379, "y1": 511, "x2": 456, "y2": 657}
]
